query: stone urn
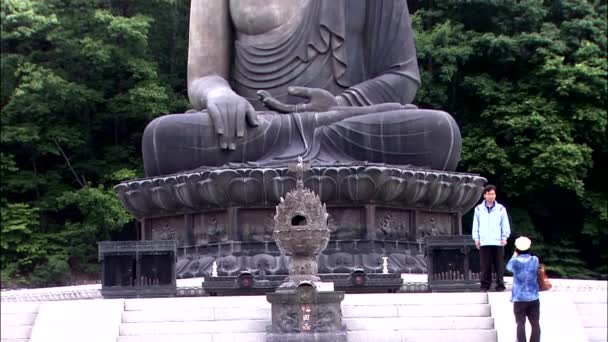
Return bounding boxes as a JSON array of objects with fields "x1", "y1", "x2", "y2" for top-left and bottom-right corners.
[{"x1": 273, "y1": 161, "x2": 330, "y2": 288}]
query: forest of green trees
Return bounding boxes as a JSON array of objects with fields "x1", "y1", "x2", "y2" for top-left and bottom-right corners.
[{"x1": 1, "y1": 0, "x2": 606, "y2": 287}]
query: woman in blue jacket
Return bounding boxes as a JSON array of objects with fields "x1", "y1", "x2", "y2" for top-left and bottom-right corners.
[{"x1": 507, "y1": 236, "x2": 540, "y2": 342}]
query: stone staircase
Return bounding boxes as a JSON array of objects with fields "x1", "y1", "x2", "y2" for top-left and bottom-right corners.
[
  {"x1": 0, "y1": 302, "x2": 39, "y2": 342},
  {"x1": 2, "y1": 277, "x2": 605, "y2": 342},
  {"x1": 116, "y1": 293, "x2": 495, "y2": 342},
  {"x1": 343, "y1": 292, "x2": 496, "y2": 342},
  {"x1": 117, "y1": 296, "x2": 268, "y2": 342},
  {"x1": 575, "y1": 292, "x2": 608, "y2": 342}
]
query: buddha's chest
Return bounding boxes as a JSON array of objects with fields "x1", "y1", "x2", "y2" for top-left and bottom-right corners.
[{"x1": 229, "y1": 0, "x2": 308, "y2": 35}]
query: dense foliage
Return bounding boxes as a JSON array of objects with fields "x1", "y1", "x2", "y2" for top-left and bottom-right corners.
[
  {"x1": 411, "y1": 0, "x2": 607, "y2": 279},
  {"x1": 1, "y1": 0, "x2": 606, "y2": 287},
  {"x1": 1, "y1": 0, "x2": 189, "y2": 286}
]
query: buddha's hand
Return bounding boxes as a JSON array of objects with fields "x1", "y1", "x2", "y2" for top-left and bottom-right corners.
[
  {"x1": 257, "y1": 87, "x2": 338, "y2": 113},
  {"x1": 206, "y1": 89, "x2": 258, "y2": 150}
]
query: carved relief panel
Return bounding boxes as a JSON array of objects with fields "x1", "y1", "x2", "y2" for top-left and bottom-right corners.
[
  {"x1": 238, "y1": 209, "x2": 275, "y2": 242},
  {"x1": 193, "y1": 211, "x2": 229, "y2": 245},
  {"x1": 326, "y1": 207, "x2": 365, "y2": 240},
  {"x1": 150, "y1": 216, "x2": 185, "y2": 244},
  {"x1": 415, "y1": 212, "x2": 453, "y2": 240},
  {"x1": 375, "y1": 208, "x2": 411, "y2": 240}
]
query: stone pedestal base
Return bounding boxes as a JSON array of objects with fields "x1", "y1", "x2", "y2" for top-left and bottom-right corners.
[
  {"x1": 266, "y1": 285, "x2": 346, "y2": 342},
  {"x1": 266, "y1": 331, "x2": 347, "y2": 342},
  {"x1": 114, "y1": 165, "x2": 487, "y2": 292}
]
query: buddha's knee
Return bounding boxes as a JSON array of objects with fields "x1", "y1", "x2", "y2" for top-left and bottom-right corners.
[
  {"x1": 142, "y1": 115, "x2": 179, "y2": 159},
  {"x1": 142, "y1": 113, "x2": 216, "y2": 176},
  {"x1": 422, "y1": 109, "x2": 462, "y2": 170},
  {"x1": 142, "y1": 115, "x2": 174, "y2": 176},
  {"x1": 423, "y1": 109, "x2": 460, "y2": 143}
]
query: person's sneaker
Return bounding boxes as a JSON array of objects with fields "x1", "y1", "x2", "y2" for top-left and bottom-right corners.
[
  {"x1": 480, "y1": 288, "x2": 489, "y2": 292},
  {"x1": 495, "y1": 287, "x2": 506, "y2": 292}
]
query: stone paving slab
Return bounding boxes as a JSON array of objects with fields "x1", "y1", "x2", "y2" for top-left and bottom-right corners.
[
  {"x1": 490, "y1": 291, "x2": 590, "y2": 342},
  {"x1": 29, "y1": 299, "x2": 124, "y2": 342}
]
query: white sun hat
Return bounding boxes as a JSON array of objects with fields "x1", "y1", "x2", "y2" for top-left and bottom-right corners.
[{"x1": 515, "y1": 236, "x2": 532, "y2": 251}]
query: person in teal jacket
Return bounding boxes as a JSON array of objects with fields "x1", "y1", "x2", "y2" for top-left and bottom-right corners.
[{"x1": 472, "y1": 184, "x2": 511, "y2": 291}]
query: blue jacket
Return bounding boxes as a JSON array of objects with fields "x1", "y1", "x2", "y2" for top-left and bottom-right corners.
[
  {"x1": 506, "y1": 254, "x2": 539, "y2": 302},
  {"x1": 471, "y1": 201, "x2": 511, "y2": 246}
]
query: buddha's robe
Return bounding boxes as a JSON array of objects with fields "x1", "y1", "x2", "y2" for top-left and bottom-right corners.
[{"x1": 142, "y1": 0, "x2": 461, "y2": 176}]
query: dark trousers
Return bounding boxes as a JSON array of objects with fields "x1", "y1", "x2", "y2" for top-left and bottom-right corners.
[
  {"x1": 514, "y1": 299, "x2": 540, "y2": 342},
  {"x1": 479, "y1": 245, "x2": 505, "y2": 290}
]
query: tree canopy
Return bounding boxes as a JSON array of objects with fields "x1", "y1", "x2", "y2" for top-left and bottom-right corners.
[{"x1": 1, "y1": 0, "x2": 606, "y2": 286}]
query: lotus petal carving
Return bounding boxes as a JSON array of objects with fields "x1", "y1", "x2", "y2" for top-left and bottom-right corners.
[
  {"x1": 114, "y1": 165, "x2": 486, "y2": 218},
  {"x1": 228, "y1": 177, "x2": 262, "y2": 204}
]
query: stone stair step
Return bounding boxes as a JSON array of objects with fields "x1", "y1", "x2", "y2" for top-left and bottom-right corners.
[
  {"x1": 0, "y1": 313, "x2": 37, "y2": 326},
  {"x1": 342, "y1": 292, "x2": 488, "y2": 306},
  {"x1": 347, "y1": 329, "x2": 497, "y2": 342},
  {"x1": 579, "y1": 313, "x2": 608, "y2": 328},
  {"x1": 0, "y1": 326, "x2": 32, "y2": 340},
  {"x1": 586, "y1": 328, "x2": 608, "y2": 342},
  {"x1": 343, "y1": 303, "x2": 491, "y2": 318},
  {"x1": 117, "y1": 330, "x2": 497, "y2": 342},
  {"x1": 123, "y1": 309, "x2": 214, "y2": 323},
  {"x1": 577, "y1": 303, "x2": 608, "y2": 317},
  {"x1": 576, "y1": 300, "x2": 607, "y2": 342},
  {"x1": 117, "y1": 333, "x2": 265, "y2": 342},
  {"x1": 344, "y1": 317, "x2": 494, "y2": 331},
  {"x1": 124, "y1": 296, "x2": 268, "y2": 311},
  {"x1": 572, "y1": 292, "x2": 608, "y2": 304},
  {"x1": 122, "y1": 307, "x2": 271, "y2": 323},
  {"x1": 1, "y1": 302, "x2": 39, "y2": 341},
  {"x1": 120, "y1": 320, "x2": 268, "y2": 335},
  {"x1": 0, "y1": 302, "x2": 40, "y2": 314}
]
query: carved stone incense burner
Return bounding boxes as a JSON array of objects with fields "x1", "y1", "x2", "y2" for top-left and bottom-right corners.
[
  {"x1": 273, "y1": 158, "x2": 330, "y2": 288},
  {"x1": 266, "y1": 158, "x2": 347, "y2": 341}
]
